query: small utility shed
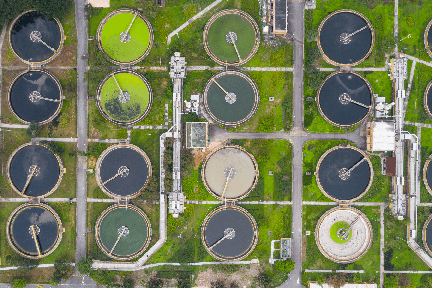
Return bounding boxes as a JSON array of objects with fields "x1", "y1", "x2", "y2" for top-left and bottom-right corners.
[{"x1": 366, "y1": 121, "x2": 395, "y2": 151}]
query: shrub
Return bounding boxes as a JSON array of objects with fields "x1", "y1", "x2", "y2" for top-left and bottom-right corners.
[
  {"x1": 12, "y1": 278, "x2": 27, "y2": 288},
  {"x1": 274, "y1": 259, "x2": 295, "y2": 272},
  {"x1": 406, "y1": 16, "x2": 415, "y2": 27},
  {"x1": 122, "y1": 278, "x2": 134, "y2": 288},
  {"x1": 77, "y1": 258, "x2": 93, "y2": 275}
]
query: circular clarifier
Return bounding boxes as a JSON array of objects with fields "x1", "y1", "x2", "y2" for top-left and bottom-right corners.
[
  {"x1": 318, "y1": 10, "x2": 374, "y2": 66},
  {"x1": 317, "y1": 72, "x2": 373, "y2": 127},
  {"x1": 202, "y1": 146, "x2": 259, "y2": 200},
  {"x1": 97, "y1": 9, "x2": 153, "y2": 65},
  {"x1": 202, "y1": 206, "x2": 258, "y2": 261},
  {"x1": 97, "y1": 70, "x2": 152, "y2": 126},
  {"x1": 7, "y1": 143, "x2": 63, "y2": 198},
  {"x1": 316, "y1": 146, "x2": 373, "y2": 201},
  {"x1": 7, "y1": 203, "x2": 62, "y2": 259},
  {"x1": 95, "y1": 144, "x2": 152, "y2": 199},
  {"x1": 95, "y1": 204, "x2": 151, "y2": 260},
  {"x1": 203, "y1": 9, "x2": 260, "y2": 66},
  {"x1": 203, "y1": 71, "x2": 259, "y2": 126},
  {"x1": 316, "y1": 207, "x2": 372, "y2": 263},
  {"x1": 9, "y1": 10, "x2": 64, "y2": 64},
  {"x1": 8, "y1": 70, "x2": 63, "y2": 124}
]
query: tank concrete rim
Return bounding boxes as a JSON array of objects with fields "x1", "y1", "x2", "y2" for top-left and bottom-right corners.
[
  {"x1": 423, "y1": 214, "x2": 432, "y2": 256},
  {"x1": 423, "y1": 159, "x2": 432, "y2": 197},
  {"x1": 424, "y1": 19, "x2": 432, "y2": 59},
  {"x1": 202, "y1": 145, "x2": 259, "y2": 200},
  {"x1": 203, "y1": 70, "x2": 259, "y2": 127},
  {"x1": 6, "y1": 203, "x2": 63, "y2": 259},
  {"x1": 95, "y1": 204, "x2": 152, "y2": 260},
  {"x1": 316, "y1": 71, "x2": 373, "y2": 128},
  {"x1": 316, "y1": 145, "x2": 373, "y2": 202},
  {"x1": 201, "y1": 205, "x2": 258, "y2": 261},
  {"x1": 96, "y1": 69, "x2": 153, "y2": 127},
  {"x1": 315, "y1": 206, "x2": 372, "y2": 264},
  {"x1": 6, "y1": 143, "x2": 64, "y2": 198},
  {"x1": 423, "y1": 79, "x2": 432, "y2": 119},
  {"x1": 97, "y1": 8, "x2": 154, "y2": 65},
  {"x1": 95, "y1": 144, "x2": 152, "y2": 199},
  {"x1": 8, "y1": 10, "x2": 64, "y2": 65},
  {"x1": 7, "y1": 69, "x2": 63, "y2": 125},
  {"x1": 317, "y1": 9, "x2": 374, "y2": 67},
  {"x1": 203, "y1": 9, "x2": 260, "y2": 66}
]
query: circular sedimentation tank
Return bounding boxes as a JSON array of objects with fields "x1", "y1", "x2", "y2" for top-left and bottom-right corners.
[
  {"x1": 316, "y1": 207, "x2": 372, "y2": 263},
  {"x1": 316, "y1": 146, "x2": 373, "y2": 201},
  {"x1": 424, "y1": 80, "x2": 432, "y2": 118},
  {"x1": 423, "y1": 158, "x2": 432, "y2": 196},
  {"x1": 95, "y1": 204, "x2": 151, "y2": 260},
  {"x1": 96, "y1": 70, "x2": 152, "y2": 126},
  {"x1": 97, "y1": 9, "x2": 153, "y2": 65},
  {"x1": 9, "y1": 10, "x2": 64, "y2": 64},
  {"x1": 203, "y1": 9, "x2": 260, "y2": 66},
  {"x1": 7, "y1": 143, "x2": 64, "y2": 198},
  {"x1": 7, "y1": 203, "x2": 62, "y2": 259},
  {"x1": 8, "y1": 70, "x2": 63, "y2": 124},
  {"x1": 425, "y1": 19, "x2": 432, "y2": 59},
  {"x1": 203, "y1": 71, "x2": 259, "y2": 126},
  {"x1": 318, "y1": 10, "x2": 374, "y2": 66},
  {"x1": 202, "y1": 146, "x2": 259, "y2": 200},
  {"x1": 423, "y1": 214, "x2": 432, "y2": 256},
  {"x1": 317, "y1": 72, "x2": 373, "y2": 128},
  {"x1": 96, "y1": 144, "x2": 152, "y2": 199},
  {"x1": 201, "y1": 206, "x2": 258, "y2": 261}
]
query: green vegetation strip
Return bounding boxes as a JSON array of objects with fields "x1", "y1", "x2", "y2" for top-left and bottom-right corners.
[
  {"x1": 329, "y1": 221, "x2": 351, "y2": 244},
  {"x1": 207, "y1": 14, "x2": 256, "y2": 63},
  {"x1": 100, "y1": 73, "x2": 150, "y2": 123},
  {"x1": 101, "y1": 12, "x2": 150, "y2": 62}
]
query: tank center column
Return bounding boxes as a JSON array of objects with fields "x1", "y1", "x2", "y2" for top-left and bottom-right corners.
[{"x1": 168, "y1": 52, "x2": 187, "y2": 217}]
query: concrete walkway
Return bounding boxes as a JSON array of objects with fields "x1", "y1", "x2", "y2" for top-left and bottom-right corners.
[
  {"x1": 1, "y1": 66, "x2": 77, "y2": 70},
  {"x1": 31, "y1": 137, "x2": 78, "y2": 143},
  {"x1": 167, "y1": 0, "x2": 223, "y2": 44},
  {"x1": 0, "y1": 123, "x2": 29, "y2": 129},
  {"x1": 87, "y1": 138, "x2": 126, "y2": 143},
  {"x1": 404, "y1": 121, "x2": 432, "y2": 128}
]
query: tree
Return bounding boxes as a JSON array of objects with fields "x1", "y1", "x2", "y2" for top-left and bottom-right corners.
[
  {"x1": 12, "y1": 278, "x2": 27, "y2": 288},
  {"x1": 274, "y1": 259, "x2": 295, "y2": 272},
  {"x1": 77, "y1": 258, "x2": 93, "y2": 275},
  {"x1": 122, "y1": 278, "x2": 134, "y2": 288},
  {"x1": 148, "y1": 278, "x2": 163, "y2": 288},
  {"x1": 26, "y1": 121, "x2": 41, "y2": 138},
  {"x1": 210, "y1": 280, "x2": 225, "y2": 288},
  {"x1": 6, "y1": 254, "x2": 39, "y2": 270},
  {"x1": 257, "y1": 271, "x2": 272, "y2": 287},
  {"x1": 384, "y1": 275, "x2": 399, "y2": 288},
  {"x1": 182, "y1": 112, "x2": 199, "y2": 124},
  {"x1": 51, "y1": 260, "x2": 71, "y2": 285}
]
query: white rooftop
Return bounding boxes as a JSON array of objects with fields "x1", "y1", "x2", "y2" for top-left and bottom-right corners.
[{"x1": 371, "y1": 121, "x2": 395, "y2": 151}]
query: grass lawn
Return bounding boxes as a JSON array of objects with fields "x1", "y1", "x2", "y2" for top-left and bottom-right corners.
[
  {"x1": 384, "y1": 207, "x2": 430, "y2": 287},
  {"x1": 405, "y1": 62, "x2": 432, "y2": 124},
  {"x1": 302, "y1": 205, "x2": 380, "y2": 285},
  {"x1": 100, "y1": 12, "x2": 151, "y2": 63},
  {"x1": 308, "y1": 0, "x2": 394, "y2": 68},
  {"x1": 399, "y1": 0, "x2": 432, "y2": 62},
  {"x1": 183, "y1": 139, "x2": 292, "y2": 202}
]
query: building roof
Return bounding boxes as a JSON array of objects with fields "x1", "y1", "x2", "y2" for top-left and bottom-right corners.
[
  {"x1": 370, "y1": 121, "x2": 395, "y2": 151},
  {"x1": 273, "y1": 0, "x2": 287, "y2": 34},
  {"x1": 385, "y1": 157, "x2": 396, "y2": 176}
]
